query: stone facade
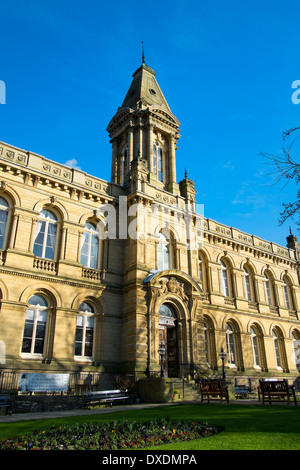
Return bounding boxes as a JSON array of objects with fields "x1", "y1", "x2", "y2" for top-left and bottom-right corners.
[{"x1": 0, "y1": 60, "x2": 299, "y2": 393}]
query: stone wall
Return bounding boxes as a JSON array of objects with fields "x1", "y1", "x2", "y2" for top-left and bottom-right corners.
[{"x1": 10, "y1": 395, "x2": 84, "y2": 414}]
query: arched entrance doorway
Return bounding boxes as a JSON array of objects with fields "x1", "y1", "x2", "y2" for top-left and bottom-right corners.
[{"x1": 158, "y1": 304, "x2": 178, "y2": 377}]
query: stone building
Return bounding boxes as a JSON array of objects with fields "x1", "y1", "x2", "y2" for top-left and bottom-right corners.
[{"x1": 0, "y1": 58, "x2": 299, "y2": 393}]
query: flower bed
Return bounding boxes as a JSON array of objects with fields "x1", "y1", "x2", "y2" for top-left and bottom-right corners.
[{"x1": 0, "y1": 418, "x2": 223, "y2": 450}]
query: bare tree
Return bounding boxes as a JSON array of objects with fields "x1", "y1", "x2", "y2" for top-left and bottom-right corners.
[{"x1": 262, "y1": 127, "x2": 300, "y2": 227}]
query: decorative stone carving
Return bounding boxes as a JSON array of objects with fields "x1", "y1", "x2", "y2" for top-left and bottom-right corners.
[{"x1": 156, "y1": 276, "x2": 189, "y2": 302}]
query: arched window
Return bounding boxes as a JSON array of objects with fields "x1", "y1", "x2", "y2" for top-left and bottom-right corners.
[
  {"x1": 199, "y1": 258, "x2": 204, "y2": 284},
  {"x1": 75, "y1": 302, "x2": 95, "y2": 359},
  {"x1": 243, "y1": 266, "x2": 255, "y2": 302},
  {"x1": 250, "y1": 326, "x2": 261, "y2": 368},
  {"x1": 0, "y1": 196, "x2": 9, "y2": 250},
  {"x1": 292, "y1": 331, "x2": 300, "y2": 372},
  {"x1": 80, "y1": 222, "x2": 99, "y2": 270},
  {"x1": 33, "y1": 209, "x2": 58, "y2": 260},
  {"x1": 272, "y1": 329, "x2": 282, "y2": 369},
  {"x1": 198, "y1": 252, "x2": 208, "y2": 291},
  {"x1": 272, "y1": 327, "x2": 288, "y2": 371},
  {"x1": 159, "y1": 303, "x2": 177, "y2": 319},
  {"x1": 264, "y1": 271, "x2": 276, "y2": 306},
  {"x1": 203, "y1": 317, "x2": 215, "y2": 367},
  {"x1": 219, "y1": 260, "x2": 229, "y2": 297},
  {"x1": 157, "y1": 232, "x2": 170, "y2": 270},
  {"x1": 225, "y1": 323, "x2": 236, "y2": 365},
  {"x1": 22, "y1": 295, "x2": 49, "y2": 356},
  {"x1": 283, "y1": 276, "x2": 294, "y2": 310},
  {"x1": 153, "y1": 141, "x2": 163, "y2": 182}
]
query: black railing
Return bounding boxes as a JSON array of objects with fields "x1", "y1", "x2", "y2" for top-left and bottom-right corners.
[{"x1": 0, "y1": 371, "x2": 135, "y2": 395}]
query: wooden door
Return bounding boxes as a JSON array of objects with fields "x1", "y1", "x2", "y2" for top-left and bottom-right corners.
[
  {"x1": 158, "y1": 325, "x2": 178, "y2": 377},
  {"x1": 167, "y1": 327, "x2": 178, "y2": 377},
  {"x1": 159, "y1": 327, "x2": 168, "y2": 376}
]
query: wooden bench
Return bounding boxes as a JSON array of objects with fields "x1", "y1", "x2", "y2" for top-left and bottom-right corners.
[
  {"x1": 84, "y1": 389, "x2": 132, "y2": 409},
  {"x1": 200, "y1": 381, "x2": 229, "y2": 404},
  {"x1": 258, "y1": 380, "x2": 297, "y2": 405},
  {"x1": 234, "y1": 385, "x2": 253, "y2": 399},
  {"x1": 0, "y1": 395, "x2": 12, "y2": 415}
]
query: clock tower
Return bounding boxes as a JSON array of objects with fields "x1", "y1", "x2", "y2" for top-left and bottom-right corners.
[{"x1": 107, "y1": 59, "x2": 181, "y2": 195}]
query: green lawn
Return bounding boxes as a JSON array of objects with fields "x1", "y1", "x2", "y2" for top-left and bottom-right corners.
[{"x1": 0, "y1": 403, "x2": 299, "y2": 450}]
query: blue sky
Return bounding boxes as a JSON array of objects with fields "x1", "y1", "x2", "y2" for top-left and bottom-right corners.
[{"x1": 1, "y1": 0, "x2": 300, "y2": 247}]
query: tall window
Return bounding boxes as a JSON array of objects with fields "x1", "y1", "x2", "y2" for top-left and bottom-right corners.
[
  {"x1": 199, "y1": 258, "x2": 203, "y2": 284},
  {"x1": 225, "y1": 323, "x2": 236, "y2": 365},
  {"x1": 292, "y1": 331, "x2": 300, "y2": 372},
  {"x1": 121, "y1": 146, "x2": 129, "y2": 185},
  {"x1": 272, "y1": 329, "x2": 282, "y2": 369},
  {"x1": 0, "y1": 196, "x2": 9, "y2": 250},
  {"x1": 33, "y1": 209, "x2": 57, "y2": 260},
  {"x1": 219, "y1": 260, "x2": 229, "y2": 297},
  {"x1": 75, "y1": 302, "x2": 95, "y2": 359},
  {"x1": 264, "y1": 272, "x2": 275, "y2": 306},
  {"x1": 157, "y1": 232, "x2": 170, "y2": 270},
  {"x1": 80, "y1": 222, "x2": 99, "y2": 270},
  {"x1": 250, "y1": 326, "x2": 261, "y2": 368},
  {"x1": 22, "y1": 295, "x2": 48, "y2": 356},
  {"x1": 283, "y1": 277, "x2": 293, "y2": 310},
  {"x1": 153, "y1": 141, "x2": 163, "y2": 182},
  {"x1": 243, "y1": 267, "x2": 252, "y2": 301}
]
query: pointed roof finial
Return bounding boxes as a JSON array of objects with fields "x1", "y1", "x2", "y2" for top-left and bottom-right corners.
[
  {"x1": 142, "y1": 41, "x2": 145, "y2": 64},
  {"x1": 289, "y1": 226, "x2": 293, "y2": 235},
  {"x1": 185, "y1": 168, "x2": 188, "y2": 179}
]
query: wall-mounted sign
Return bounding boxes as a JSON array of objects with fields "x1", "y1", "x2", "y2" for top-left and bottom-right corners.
[{"x1": 19, "y1": 373, "x2": 69, "y2": 392}]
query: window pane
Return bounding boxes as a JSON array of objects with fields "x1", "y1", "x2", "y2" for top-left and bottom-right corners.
[
  {"x1": 75, "y1": 315, "x2": 84, "y2": 356},
  {"x1": 220, "y1": 263, "x2": 229, "y2": 297},
  {"x1": 153, "y1": 144, "x2": 157, "y2": 173},
  {"x1": 74, "y1": 342, "x2": 82, "y2": 356},
  {"x1": 25, "y1": 307, "x2": 35, "y2": 319},
  {"x1": 79, "y1": 302, "x2": 94, "y2": 313},
  {"x1": 159, "y1": 304, "x2": 176, "y2": 318},
  {"x1": 23, "y1": 322, "x2": 34, "y2": 340},
  {"x1": 33, "y1": 220, "x2": 46, "y2": 257},
  {"x1": 0, "y1": 208, "x2": 8, "y2": 249},
  {"x1": 28, "y1": 295, "x2": 48, "y2": 307},
  {"x1": 85, "y1": 316, "x2": 94, "y2": 328},
  {"x1": 89, "y1": 234, "x2": 99, "y2": 269},
  {"x1": 76, "y1": 314, "x2": 84, "y2": 326},
  {"x1": 75, "y1": 327, "x2": 83, "y2": 343},
  {"x1": 0, "y1": 197, "x2": 9, "y2": 208},
  {"x1": 163, "y1": 244, "x2": 170, "y2": 269},
  {"x1": 158, "y1": 147, "x2": 163, "y2": 182},
  {"x1": 244, "y1": 270, "x2": 251, "y2": 301},
  {"x1": 34, "y1": 338, "x2": 44, "y2": 354},
  {"x1": 273, "y1": 331, "x2": 281, "y2": 367},
  {"x1": 41, "y1": 209, "x2": 57, "y2": 221},
  {"x1": 22, "y1": 338, "x2": 32, "y2": 353},
  {"x1": 265, "y1": 280, "x2": 271, "y2": 305},
  {"x1": 45, "y1": 222, "x2": 57, "y2": 260},
  {"x1": 284, "y1": 285, "x2": 290, "y2": 309},
  {"x1": 84, "y1": 342, "x2": 93, "y2": 357}
]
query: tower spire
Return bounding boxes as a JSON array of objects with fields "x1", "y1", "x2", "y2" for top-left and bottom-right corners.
[{"x1": 142, "y1": 41, "x2": 145, "y2": 64}]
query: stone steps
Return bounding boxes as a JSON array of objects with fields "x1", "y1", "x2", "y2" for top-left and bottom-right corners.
[{"x1": 172, "y1": 380, "x2": 201, "y2": 402}]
